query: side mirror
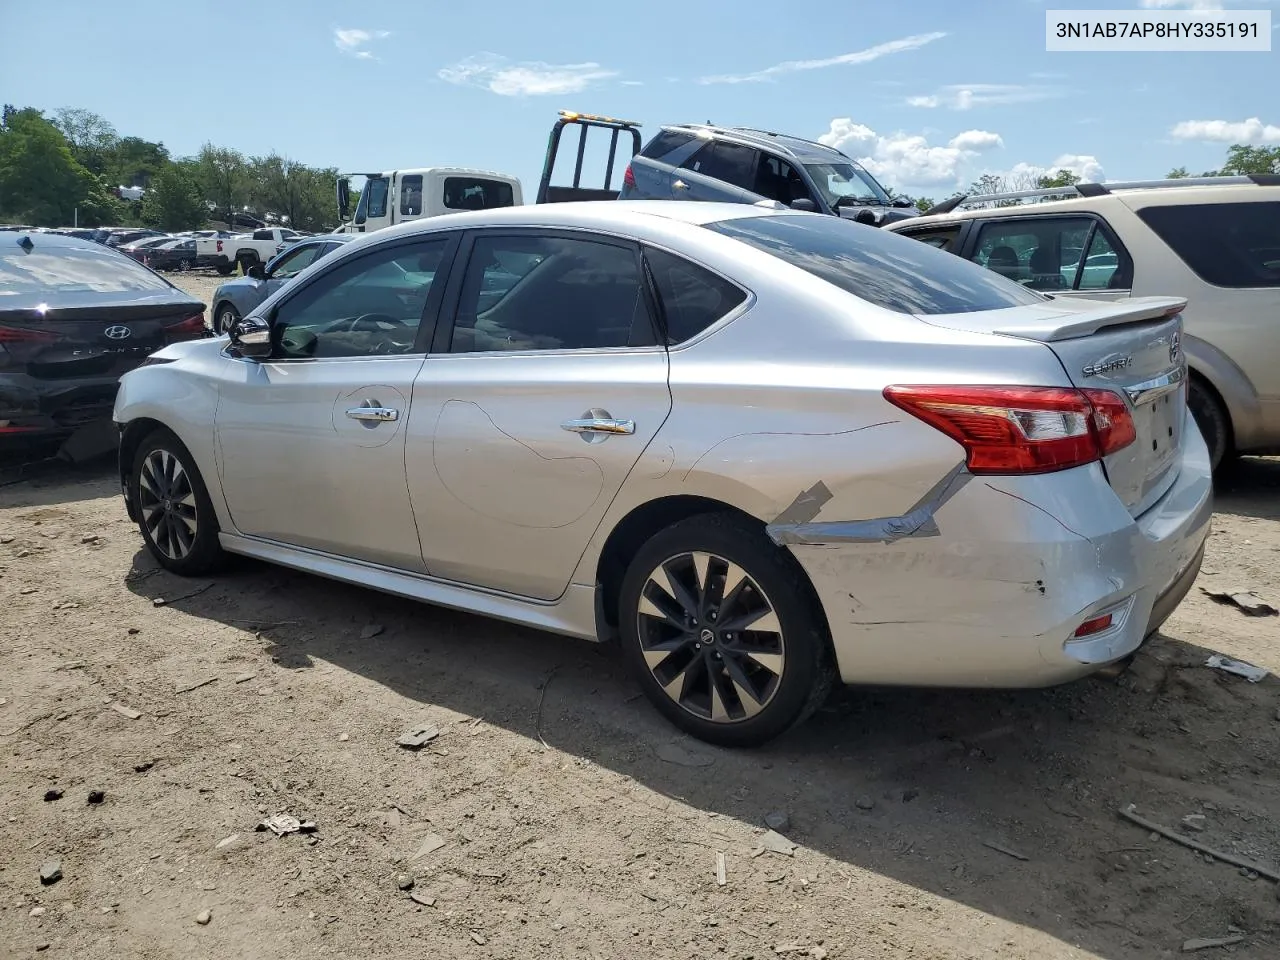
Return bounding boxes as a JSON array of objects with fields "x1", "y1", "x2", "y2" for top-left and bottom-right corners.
[
  {"x1": 228, "y1": 315, "x2": 272, "y2": 360},
  {"x1": 789, "y1": 198, "x2": 818, "y2": 212},
  {"x1": 336, "y1": 178, "x2": 350, "y2": 221},
  {"x1": 892, "y1": 197, "x2": 916, "y2": 208},
  {"x1": 247, "y1": 263, "x2": 266, "y2": 280}
]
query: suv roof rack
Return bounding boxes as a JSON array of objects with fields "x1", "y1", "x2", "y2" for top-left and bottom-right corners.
[
  {"x1": 665, "y1": 123, "x2": 846, "y2": 163},
  {"x1": 926, "y1": 173, "x2": 1279, "y2": 215}
]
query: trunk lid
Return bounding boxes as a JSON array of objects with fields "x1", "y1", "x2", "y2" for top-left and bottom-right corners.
[
  {"x1": 1, "y1": 299, "x2": 206, "y2": 381},
  {"x1": 921, "y1": 295, "x2": 1189, "y2": 516}
]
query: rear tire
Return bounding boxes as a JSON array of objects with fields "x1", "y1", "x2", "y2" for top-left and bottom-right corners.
[
  {"x1": 617, "y1": 512, "x2": 836, "y2": 748},
  {"x1": 129, "y1": 428, "x2": 225, "y2": 577},
  {"x1": 216, "y1": 264, "x2": 233, "y2": 276},
  {"x1": 1187, "y1": 378, "x2": 1230, "y2": 473},
  {"x1": 214, "y1": 303, "x2": 240, "y2": 335}
]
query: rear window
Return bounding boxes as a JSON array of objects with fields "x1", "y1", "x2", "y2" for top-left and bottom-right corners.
[
  {"x1": 443, "y1": 177, "x2": 514, "y2": 211},
  {"x1": 705, "y1": 215, "x2": 1046, "y2": 314},
  {"x1": 1136, "y1": 201, "x2": 1280, "y2": 289},
  {"x1": 641, "y1": 130, "x2": 697, "y2": 160},
  {"x1": 0, "y1": 239, "x2": 172, "y2": 299}
]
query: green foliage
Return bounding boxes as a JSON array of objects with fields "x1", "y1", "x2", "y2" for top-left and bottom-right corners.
[
  {"x1": 913, "y1": 197, "x2": 935, "y2": 213},
  {"x1": 195, "y1": 143, "x2": 250, "y2": 226},
  {"x1": 141, "y1": 164, "x2": 206, "y2": 230},
  {"x1": 1035, "y1": 168, "x2": 1081, "y2": 189},
  {"x1": 0, "y1": 105, "x2": 122, "y2": 226},
  {"x1": 248, "y1": 153, "x2": 341, "y2": 231},
  {"x1": 1167, "y1": 166, "x2": 1190, "y2": 179},
  {"x1": 1220, "y1": 144, "x2": 1280, "y2": 176}
]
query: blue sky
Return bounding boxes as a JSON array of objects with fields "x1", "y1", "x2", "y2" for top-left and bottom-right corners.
[{"x1": 1, "y1": 0, "x2": 1275, "y2": 199}]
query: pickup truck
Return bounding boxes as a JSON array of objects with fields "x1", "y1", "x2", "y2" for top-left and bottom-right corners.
[
  {"x1": 333, "y1": 167, "x2": 522, "y2": 235},
  {"x1": 195, "y1": 227, "x2": 305, "y2": 275}
]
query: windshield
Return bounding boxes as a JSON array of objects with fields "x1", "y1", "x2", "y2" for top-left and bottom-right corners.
[
  {"x1": 804, "y1": 161, "x2": 890, "y2": 208},
  {"x1": 354, "y1": 176, "x2": 389, "y2": 225}
]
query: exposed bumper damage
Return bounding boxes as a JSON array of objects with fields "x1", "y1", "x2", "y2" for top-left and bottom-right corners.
[{"x1": 774, "y1": 425, "x2": 1214, "y2": 689}]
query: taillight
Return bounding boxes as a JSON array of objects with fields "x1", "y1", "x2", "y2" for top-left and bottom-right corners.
[
  {"x1": 0, "y1": 325, "x2": 59, "y2": 344},
  {"x1": 216, "y1": 240, "x2": 224, "y2": 253},
  {"x1": 164, "y1": 313, "x2": 207, "y2": 338},
  {"x1": 622, "y1": 164, "x2": 636, "y2": 190},
  {"x1": 883, "y1": 384, "x2": 1136, "y2": 475}
]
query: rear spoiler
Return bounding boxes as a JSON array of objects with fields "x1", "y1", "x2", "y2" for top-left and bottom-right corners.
[{"x1": 991, "y1": 296, "x2": 1188, "y2": 342}]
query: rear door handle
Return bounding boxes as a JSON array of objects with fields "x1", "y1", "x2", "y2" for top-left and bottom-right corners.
[
  {"x1": 561, "y1": 417, "x2": 635, "y2": 436},
  {"x1": 346, "y1": 406, "x2": 399, "y2": 422},
  {"x1": 673, "y1": 179, "x2": 690, "y2": 191}
]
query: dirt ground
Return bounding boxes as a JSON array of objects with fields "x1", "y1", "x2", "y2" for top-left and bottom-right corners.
[{"x1": 1, "y1": 269, "x2": 1278, "y2": 958}]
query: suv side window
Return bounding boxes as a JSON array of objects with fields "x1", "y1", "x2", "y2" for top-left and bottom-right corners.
[
  {"x1": 449, "y1": 234, "x2": 655, "y2": 353},
  {"x1": 968, "y1": 217, "x2": 1098, "y2": 291},
  {"x1": 752, "y1": 155, "x2": 812, "y2": 205},
  {"x1": 1136, "y1": 201, "x2": 1280, "y2": 289},
  {"x1": 644, "y1": 247, "x2": 748, "y2": 344},
  {"x1": 270, "y1": 239, "x2": 450, "y2": 359},
  {"x1": 641, "y1": 130, "x2": 698, "y2": 160},
  {"x1": 896, "y1": 224, "x2": 963, "y2": 252},
  {"x1": 1076, "y1": 228, "x2": 1123, "y2": 290},
  {"x1": 681, "y1": 142, "x2": 759, "y2": 191}
]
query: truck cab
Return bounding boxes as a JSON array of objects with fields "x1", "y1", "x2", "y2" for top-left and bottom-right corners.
[{"x1": 334, "y1": 168, "x2": 523, "y2": 234}]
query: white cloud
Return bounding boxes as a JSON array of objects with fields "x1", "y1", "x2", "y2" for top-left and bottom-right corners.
[
  {"x1": 698, "y1": 32, "x2": 945, "y2": 85},
  {"x1": 1170, "y1": 117, "x2": 1280, "y2": 144},
  {"x1": 818, "y1": 119, "x2": 1004, "y2": 190},
  {"x1": 334, "y1": 28, "x2": 390, "y2": 60},
  {"x1": 620, "y1": 80, "x2": 645, "y2": 87},
  {"x1": 906, "y1": 83, "x2": 1063, "y2": 110},
  {"x1": 948, "y1": 130, "x2": 1005, "y2": 152},
  {"x1": 438, "y1": 53, "x2": 618, "y2": 96}
]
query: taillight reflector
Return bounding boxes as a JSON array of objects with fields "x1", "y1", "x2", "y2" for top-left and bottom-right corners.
[
  {"x1": 0, "y1": 325, "x2": 59, "y2": 344},
  {"x1": 164, "y1": 313, "x2": 207, "y2": 338},
  {"x1": 883, "y1": 384, "x2": 1137, "y2": 475},
  {"x1": 1073, "y1": 613, "x2": 1114, "y2": 638}
]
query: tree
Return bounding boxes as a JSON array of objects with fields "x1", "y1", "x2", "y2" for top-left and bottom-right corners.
[
  {"x1": 108, "y1": 136, "x2": 170, "y2": 189},
  {"x1": 51, "y1": 107, "x2": 118, "y2": 176},
  {"x1": 247, "y1": 153, "x2": 341, "y2": 231},
  {"x1": 195, "y1": 143, "x2": 250, "y2": 226},
  {"x1": 141, "y1": 164, "x2": 206, "y2": 230},
  {"x1": 1167, "y1": 166, "x2": 1190, "y2": 179},
  {"x1": 1035, "y1": 169, "x2": 1081, "y2": 189},
  {"x1": 914, "y1": 197, "x2": 935, "y2": 213},
  {"x1": 0, "y1": 105, "x2": 121, "y2": 226},
  {"x1": 1220, "y1": 144, "x2": 1280, "y2": 176}
]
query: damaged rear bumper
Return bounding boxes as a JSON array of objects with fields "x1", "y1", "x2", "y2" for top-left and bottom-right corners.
[{"x1": 780, "y1": 421, "x2": 1214, "y2": 689}]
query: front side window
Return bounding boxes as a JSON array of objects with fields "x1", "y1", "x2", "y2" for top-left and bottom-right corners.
[
  {"x1": 705, "y1": 214, "x2": 1046, "y2": 315},
  {"x1": 449, "y1": 234, "x2": 653, "y2": 353},
  {"x1": 269, "y1": 243, "x2": 325, "y2": 280},
  {"x1": 969, "y1": 217, "x2": 1097, "y2": 291},
  {"x1": 1137, "y1": 201, "x2": 1280, "y2": 288},
  {"x1": 753, "y1": 155, "x2": 812, "y2": 206},
  {"x1": 644, "y1": 247, "x2": 747, "y2": 344},
  {"x1": 362, "y1": 176, "x2": 389, "y2": 221},
  {"x1": 270, "y1": 239, "x2": 450, "y2": 359},
  {"x1": 443, "y1": 177, "x2": 514, "y2": 211},
  {"x1": 803, "y1": 161, "x2": 890, "y2": 208},
  {"x1": 400, "y1": 175, "x2": 424, "y2": 217},
  {"x1": 681, "y1": 142, "x2": 759, "y2": 191}
]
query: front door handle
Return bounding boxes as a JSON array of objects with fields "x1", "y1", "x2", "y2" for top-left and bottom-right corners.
[
  {"x1": 561, "y1": 416, "x2": 635, "y2": 436},
  {"x1": 673, "y1": 179, "x2": 690, "y2": 191},
  {"x1": 346, "y1": 405, "x2": 399, "y2": 422}
]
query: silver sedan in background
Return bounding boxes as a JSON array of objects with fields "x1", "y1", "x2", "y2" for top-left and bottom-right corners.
[
  {"x1": 209, "y1": 234, "x2": 355, "y2": 333},
  {"x1": 113, "y1": 201, "x2": 1212, "y2": 746}
]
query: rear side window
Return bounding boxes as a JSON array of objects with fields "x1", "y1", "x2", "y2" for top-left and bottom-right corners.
[
  {"x1": 682, "y1": 142, "x2": 759, "y2": 192},
  {"x1": 640, "y1": 130, "x2": 697, "y2": 160},
  {"x1": 705, "y1": 215, "x2": 1046, "y2": 315},
  {"x1": 644, "y1": 247, "x2": 748, "y2": 344},
  {"x1": 0, "y1": 240, "x2": 172, "y2": 299},
  {"x1": 443, "y1": 177, "x2": 515, "y2": 211},
  {"x1": 1136, "y1": 201, "x2": 1280, "y2": 288},
  {"x1": 400, "y1": 174, "x2": 424, "y2": 216}
]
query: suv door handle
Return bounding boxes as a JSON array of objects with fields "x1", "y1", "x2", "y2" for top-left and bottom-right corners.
[
  {"x1": 346, "y1": 405, "x2": 399, "y2": 422},
  {"x1": 673, "y1": 179, "x2": 690, "y2": 191},
  {"x1": 561, "y1": 417, "x2": 635, "y2": 436}
]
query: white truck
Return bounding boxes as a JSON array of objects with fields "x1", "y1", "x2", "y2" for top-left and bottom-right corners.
[
  {"x1": 333, "y1": 167, "x2": 523, "y2": 235},
  {"x1": 195, "y1": 227, "x2": 306, "y2": 275}
]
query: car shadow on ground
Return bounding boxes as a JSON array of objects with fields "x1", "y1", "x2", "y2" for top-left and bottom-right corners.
[
  {"x1": 0, "y1": 447, "x2": 116, "y2": 507},
  {"x1": 119, "y1": 498, "x2": 1280, "y2": 958},
  {"x1": 1212, "y1": 456, "x2": 1280, "y2": 522}
]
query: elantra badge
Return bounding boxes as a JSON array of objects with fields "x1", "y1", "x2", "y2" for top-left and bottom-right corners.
[{"x1": 104, "y1": 325, "x2": 132, "y2": 340}]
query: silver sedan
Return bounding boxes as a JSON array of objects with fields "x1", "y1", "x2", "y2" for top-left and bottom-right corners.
[{"x1": 112, "y1": 201, "x2": 1212, "y2": 746}]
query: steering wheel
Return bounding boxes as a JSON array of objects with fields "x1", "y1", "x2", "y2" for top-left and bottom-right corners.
[{"x1": 322, "y1": 313, "x2": 407, "y2": 334}]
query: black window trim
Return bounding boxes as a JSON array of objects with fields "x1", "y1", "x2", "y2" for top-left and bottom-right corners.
[
  {"x1": 639, "y1": 241, "x2": 754, "y2": 349},
  {"x1": 892, "y1": 220, "x2": 974, "y2": 253},
  {"x1": 957, "y1": 211, "x2": 1134, "y2": 293},
  {"x1": 244, "y1": 231, "x2": 463, "y2": 363},
  {"x1": 430, "y1": 226, "x2": 664, "y2": 356}
]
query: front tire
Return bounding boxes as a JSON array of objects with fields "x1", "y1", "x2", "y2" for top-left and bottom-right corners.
[
  {"x1": 130, "y1": 428, "x2": 224, "y2": 576},
  {"x1": 1188, "y1": 379, "x2": 1230, "y2": 473},
  {"x1": 618, "y1": 512, "x2": 836, "y2": 747}
]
